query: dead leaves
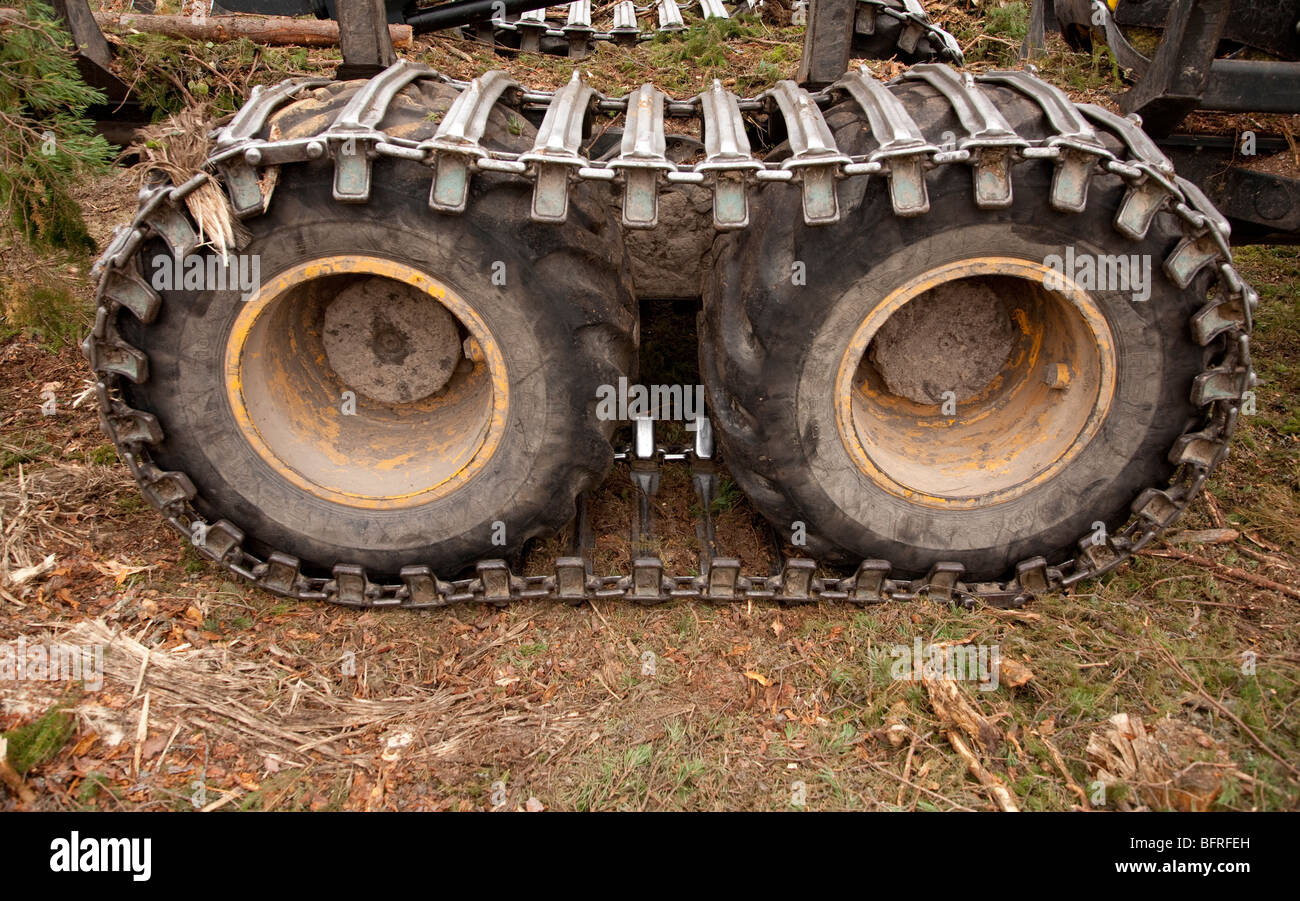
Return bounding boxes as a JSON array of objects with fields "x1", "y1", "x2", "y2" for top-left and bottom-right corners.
[
  {"x1": 90, "y1": 559, "x2": 156, "y2": 585},
  {"x1": 1086, "y1": 713, "x2": 1232, "y2": 811}
]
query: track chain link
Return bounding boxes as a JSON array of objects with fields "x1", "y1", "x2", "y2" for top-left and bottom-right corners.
[{"x1": 471, "y1": 0, "x2": 962, "y2": 64}]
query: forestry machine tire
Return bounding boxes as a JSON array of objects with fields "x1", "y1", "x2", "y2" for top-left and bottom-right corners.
[
  {"x1": 110, "y1": 79, "x2": 636, "y2": 579},
  {"x1": 701, "y1": 76, "x2": 1237, "y2": 583}
]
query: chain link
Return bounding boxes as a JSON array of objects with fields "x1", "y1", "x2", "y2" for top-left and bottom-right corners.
[{"x1": 471, "y1": 0, "x2": 961, "y2": 63}]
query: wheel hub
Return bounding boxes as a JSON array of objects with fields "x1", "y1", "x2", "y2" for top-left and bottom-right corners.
[
  {"x1": 836, "y1": 257, "x2": 1118, "y2": 508},
  {"x1": 322, "y1": 276, "x2": 461, "y2": 405},
  {"x1": 224, "y1": 257, "x2": 509, "y2": 509}
]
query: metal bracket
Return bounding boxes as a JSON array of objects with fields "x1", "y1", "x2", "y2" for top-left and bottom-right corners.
[
  {"x1": 555, "y1": 556, "x2": 588, "y2": 604},
  {"x1": 611, "y1": 1, "x2": 640, "y2": 44},
  {"x1": 332, "y1": 563, "x2": 372, "y2": 606},
  {"x1": 921, "y1": 561, "x2": 964, "y2": 603},
  {"x1": 213, "y1": 78, "x2": 329, "y2": 216},
  {"x1": 101, "y1": 267, "x2": 161, "y2": 324},
  {"x1": 657, "y1": 0, "x2": 685, "y2": 31},
  {"x1": 979, "y1": 70, "x2": 1111, "y2": 212},
  {"x1": 517, "y1": 7, "x2": 549, "y2": 52},
  {"x1": 905, "y1": 65, "x2": 1027, "y2": 208},
  {"x1": 400, "y1": 565, "x2": 446, "y2": 606},
  {"x1": 631, "y1": 556, "x2": 666, "y2": 603},
  {"x1": 519, "y1": 71, "x2": 596, "y2": 222},
  {"x1": 563, "y1": 0, "x2": 595, "y2": 59},
  {"x1": 1079, "y1": 103, "x2": 1179, "y2": 240},
  {"x1": 834, "y1": 67, "x2": 936, "y2": 216},
  {"x1": 478, "y1": 559, "x2": 513, "y2": 606},
  {"x1": 850, "y1": 559, "x2": 892, "y2": 603},
  {"x1": 425, "y1": 70, "x2": 521, "y2": 212},
  {"x1": 769, "y1": 80, "x2": 851, "y2": 224},
  {"x1": 778, "y1": 558, "x2": 817, "y2": 602},
  {"x1": 609, "y1": 84, "x2": 674, "y2": 228},
  {"x1": 107, "y1": 409, "x2": 163, "y2": 447},
  {"x1": 257, "y1": 552, "x2": 301, "y2": 595},
  {"x1": 896, "y1": 0, "x2": 929, "y2": 54},
  {"x1": 697, "y1": 80, "x2": 762, "y2": 229},
  {"x1": 327, "y1": 59, "x2": 429, "y2": 202}
]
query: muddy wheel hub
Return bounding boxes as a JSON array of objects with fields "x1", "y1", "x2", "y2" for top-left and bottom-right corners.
[
  {"x1": 323, "y1": 277, "x2": 461, "y2": 405},
  {"x1": 870, "y1": 279, "x2": 1018, "y2": 405},
  {"x1": 836, "y1": 258, "x2": 1118, "y2": 508},
  {"x1": 224, "y1": 257, "x2": 509, "y2": 509}
]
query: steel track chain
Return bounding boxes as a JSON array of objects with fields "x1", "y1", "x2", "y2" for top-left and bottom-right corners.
[
  {"x1": 467, "y1": 0, "x2": 962, "y2": 64},
  {"x1": 83, "y1": 62, "x2": 1257, "y2": 610}
]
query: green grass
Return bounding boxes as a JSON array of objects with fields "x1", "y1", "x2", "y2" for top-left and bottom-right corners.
[
  {"x1": 74, "y1": 772, "x2": 112, "y2": 806},
  {"x1": 1, "y1": 432, "x2": 56, "y2": 472}
]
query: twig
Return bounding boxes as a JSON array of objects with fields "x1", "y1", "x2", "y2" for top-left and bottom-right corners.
[
  {"x1": 592, "y1": 670, "x2": 623, "y2": 702},
  {"x1": 199, "y1": 788, "x2": 241, "y2": 812},
  {"x1": 152, "y1": 721, "x2": 183, "y2": 777},
  {"x1": 1155, "y1": 646, "x2": 1300, "y2": 780},
  {"x1": 1039, "y1": 733, "x2": 1090, "y2": 809},
  {"x1": 132, "y1": 647, "x2": 150, "y2": 700},
  {"x1": 1201, "y1": 490, "x2": 1227, "y2": 528},
  {"x1": 897, "y1": 729, "x2": 919, "y2": 808},
  {"x1": 1142, "y1": 547, "x2": 1300, "y2": 599},
  {"x1": 1235, "y1": 545, "x2": 1296, "y2": 572},
  {"x1": 132, "y1": 691, "x2": 150, "y2": 778},
  {"x1": 859, "y1": 756, "x2": 976, "y2": 811},
  {"x1": 587, "y1": 598, "x2": 614, "y2": 633}
]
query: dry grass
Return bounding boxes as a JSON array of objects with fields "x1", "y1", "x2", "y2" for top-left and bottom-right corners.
[
  {"x1": 129, "y1": 107, "x2": 240, "y2": 253},
  {"x1": 0, "y1": 463, "x2": 131, "y2": 581}
]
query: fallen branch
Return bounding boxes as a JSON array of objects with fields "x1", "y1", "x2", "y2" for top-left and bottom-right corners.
[
  {"x1": 92, "y1": 13, "x2": 413, "y2": 48},
  {"x1": 923, "y1": 674, "x2": 1003, "y2": 753},
  {"x1": 923, "y1": 675, "x2": 1018, "y2": 811},
  {"x1": 946, "y1": 729, "x2": 1019, "y2": 812},
  {"x1": 1142, "y1": 547, "x2": 1300, "y2": 600}
]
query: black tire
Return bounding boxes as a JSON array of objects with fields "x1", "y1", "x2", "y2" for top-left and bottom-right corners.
[
  {"x1": 117, "y1": 79, "x2": 636, "y2": 577},
  {"x1": 701, "y1": 78, "x2": 1210, "y2": 582}
]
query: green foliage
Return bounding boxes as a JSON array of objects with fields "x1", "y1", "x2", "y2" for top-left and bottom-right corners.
[
  {"x1": 985, "y1": 0, "x2": 1030, "y2": 44},
  {"x1": 710, "y1": 475, "x2": 741, "y2": 514},
  {"x1": 1, "y1": 279, "x2": 92, "y2": 347},
  {"x1": 0, "y1": 0, "x2": 114, "y2": 251},
  {"x1": 3, "y1": 702, "x2": 76, "y2": 775},
  {"x1": 113, "y1": 32, "x2": 325, "y2": 121},
  {"x1": 951, "y1": 0, "x2": 1030, "y2": 67},
  {"x1": 648, "y1": 17, "x2": 767, "y2": 84}
]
